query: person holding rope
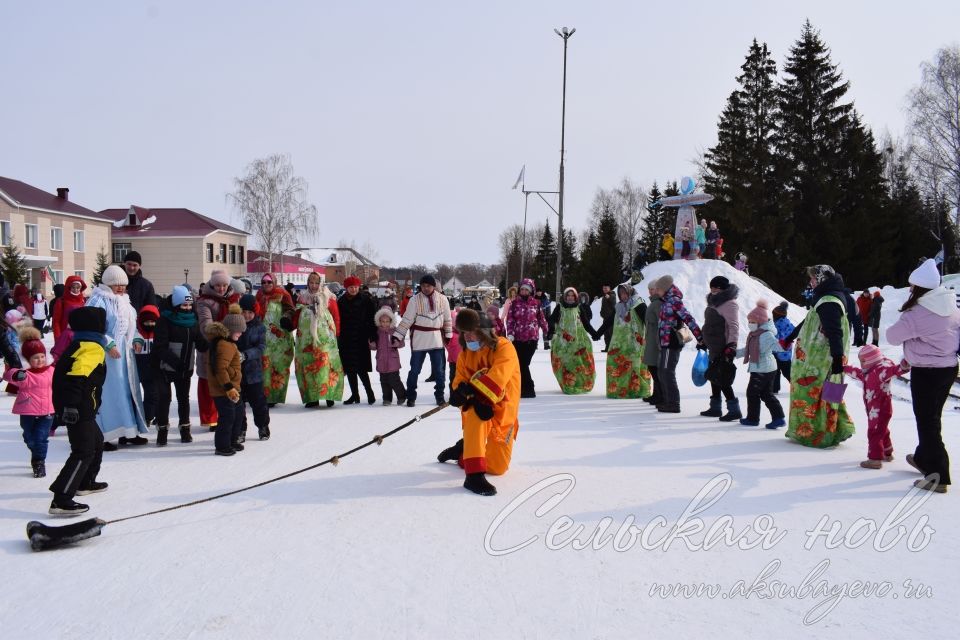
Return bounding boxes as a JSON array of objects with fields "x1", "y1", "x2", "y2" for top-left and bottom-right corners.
[{"x1": 437, "y1": 309, "x2": 520, "y2": 496}]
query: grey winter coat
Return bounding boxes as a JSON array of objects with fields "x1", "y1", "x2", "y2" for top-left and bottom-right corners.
[
  {"x1": 702, "y1": 285, "x2": 740, "y2": 356},
  {"x1": 643, "y1": 294, "x2": 662, "y2": 367}
]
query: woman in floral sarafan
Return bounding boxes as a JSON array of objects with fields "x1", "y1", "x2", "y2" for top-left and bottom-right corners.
[
  {"x1": 256, "y1": 273, "x2": 295, "y2": 406},
  {"x1": 549, "y1": 287, "x2": 596, "y2": 394},
  {"x1": 785, "y1": 265, "x2": 855, "y2": 448},
  {"x1": 606, "y1": 283, "x2": 652, "y2": 399},
  {"x1": 295, "y1": 272, "x2": 344, "y2": 408}
]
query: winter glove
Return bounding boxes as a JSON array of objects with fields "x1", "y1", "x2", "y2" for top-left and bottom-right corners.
[
  {"x1": 62, "y1": 407, "x2": 79, "y2": 425},
  {"x1": 831, "y1": 355, "x2": 843, "y2": 375},
  {"x1": 695, "y1": 341, "x2": 707, "y2": 351},
  {"x1": 226, "y1": 388, "x2": 241, "y2": 403},
  {"x1": 473, "y1": 401, "x2": 494, "y2": 421},
  {"x1": 449, "y1": 382, "x2": 475, "y2": 408},
  {"x1": 13, "y1": 370, "x2": 27, "y2": 382},
  {"x1": 390, "y1": 337, "x2": 402, "y2": 347},
  {"x1": 279, "y1": 317, "x2": 294, "y2": 333},
  {"x1": 722, "y1": 344, "x2": 737, "y2": 362}
]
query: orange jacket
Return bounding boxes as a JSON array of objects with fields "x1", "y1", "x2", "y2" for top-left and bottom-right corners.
[{"x1": 454, "y1": 336, "x2": 520, "y2": 434}]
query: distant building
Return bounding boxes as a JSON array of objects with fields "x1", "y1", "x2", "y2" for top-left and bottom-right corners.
[
  {"x1": 0, "y1": 177, "x2": 113, "y2": 294},
  {"x1": 442, "y1": 276, "x2": 465, "y2": 296},
  {"x1": 100, "y1": 206, "x2": 249, "y2": 294},
  {"x1": 315, "y1": 247, "x2": 380, "y2": 285},
  {"x1": 246, "y1": 250, "x2": 326, "y2": 288}
]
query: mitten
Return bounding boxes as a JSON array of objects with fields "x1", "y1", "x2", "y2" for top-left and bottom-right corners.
[
  {"x1": 449, "y1": 382, "x2": 475, "y2": 408},
  {"x1": 279, "y1": 317, "x2": 294, "y2": 332},
  {"x1": 473, "y1": 401, "x2": 494, "y2": 421},
  {"x1": 722, "y1": 344, "x2": 736, "y2": 361},
  {"x1": 62, "y1": 407, "x2": 79, "y2": 425},
  {"x1": 226, "y1": 388, "x2": 241, "y2": 403},
  {"x1": 13, "y1": 370, "x2": 27, "y2": 382},
  {"x1": 695, "y1": 341, "x2": 707, "y2": 351},
  {"x1": 831, "y1": 355, "x2": 843, "y2": 375}
]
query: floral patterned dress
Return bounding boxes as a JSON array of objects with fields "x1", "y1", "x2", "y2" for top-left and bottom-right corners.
[
  {"x1": 550, "y1": 303, "x2": 595, "y2": 394},
  {"x1": 606, "y1": 301, "x2": 653, "y2": 399},
  {"x1": 786, "y1": 295, "x2": 855, "y2": 447},
  {"x1": 263, "y1": 297, "x2": 295, "y2": 404},
  {"x1": 295, "y1": 295, "x2": 344, "y2": 403}
]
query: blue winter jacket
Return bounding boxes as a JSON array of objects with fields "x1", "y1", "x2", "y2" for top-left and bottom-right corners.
[
  {"x1": 773, "y1": 316, "x2": 795, "y2": 362},
  {"x1": 236, "y1": 316, "x2": 266, "y2": 385},
  {"x1": 740, "y1": 320, "x2": 785, "y2": 373}
]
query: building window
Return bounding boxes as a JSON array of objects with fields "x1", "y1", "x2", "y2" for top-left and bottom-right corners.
[
  {"x1": 74, "y1": 270, "x2": 84, "y2": 280},
  {"x1": 112, "y1": 242, "x2": 132, "y2": 264},
  {"x1": 229, "y1": 245, "x2": 236, "y2": 264},
  {"x1": 0, "y1": 221, "x2": 10, "y2": 246},
  {"x1": 238, "y1": 246, "x2": 245, "y2": 264},
  {"x1": 25, "y1": 224, "x2": 38, "y2": 249},
  {"x1": 50, "y1": 227, "x2": 63, "y2": 251},
  {"x1": 51, "y1": 269, "x2": 63, "y2": 285},
  {"x1": 73, "y1": 230, "x2": 85, "y2": 252},
  {"x1": 206, "y1": 243, "x2": 213, "y2": 263},
  {"x1": 219, "y1": 243, "x2": 226, "y2": 263}
]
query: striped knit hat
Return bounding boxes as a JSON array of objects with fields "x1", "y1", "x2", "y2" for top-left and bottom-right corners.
[{"x1": 858, "y1": 344, "x2": 883, "y2": 371}]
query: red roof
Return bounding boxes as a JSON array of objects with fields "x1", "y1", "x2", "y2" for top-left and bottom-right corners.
[
  {"x1": 0, "y1": 176, "x2": 112, "y2": 220},
  {"x1": 246, "y1": 250, "x2": 325, "y2": 274},
  {"x1": 100, "y1": 206, "x2": 248, "y2": 237}
]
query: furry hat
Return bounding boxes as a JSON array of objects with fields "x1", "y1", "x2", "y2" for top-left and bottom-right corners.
[
  {"x1": 455, "y1": 308, "x2": 493, "y2": 333},
  {"x1": 101, "y1": 264, "x2": 129, "y2": 287},
  {"x1": 374, "y1": 307, "x2": 397, "y2": 327},
  {"x1": 747, "y1": 299, "x2": 770, "y2": 324},
  {"x1": 563, "y1": 286, "x2": 579, "y2": 300},
  {"x1": 806, "y1": 264, "x2": 835, "y2": 285},
  {"x1": 19, "y1": 327, "x2": 46, "y2": 359},
  {"x1": 858, "y1": 344, "x2": 884, "y2": 370},
  {"x1": 171, "y1": 285, "x2": 193, "y2": 307},
  {"x1": 68, "y1": 307, "x2": 106, "y2": 334},
  {"x1": 209, "y1": 270, "x2": 231, "y2": 287},
  {"x1": 222, "y1": 303, "x2": 247, "y2": 335},
  {"x1": 908, "y1": 258, "x2": 940, "y2": 290}
]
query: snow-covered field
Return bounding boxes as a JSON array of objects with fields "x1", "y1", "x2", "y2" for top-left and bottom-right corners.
[{"x1": 1, "y1": 260, "x2": 958, "y2": 639}]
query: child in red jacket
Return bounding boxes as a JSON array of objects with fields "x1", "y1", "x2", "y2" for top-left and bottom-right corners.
[
  {"x1": 843, "y1": 344, "x2": 909, "y2": 469},
  {"x1": 3, "y1": 328, "x2": 54, "y2": 477}
]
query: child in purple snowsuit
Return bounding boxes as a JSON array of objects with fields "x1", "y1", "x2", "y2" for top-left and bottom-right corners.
[{"x1": 843, "y1": 344, "x2": 908, "y2": 469}]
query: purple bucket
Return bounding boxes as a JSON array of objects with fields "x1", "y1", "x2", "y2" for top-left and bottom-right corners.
[{"x1": 821, "y1": 378, "x2": 847, "y2": 404}]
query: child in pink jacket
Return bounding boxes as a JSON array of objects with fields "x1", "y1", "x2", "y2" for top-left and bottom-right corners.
[
  {"x1": 3, "y1": 328, "x2": 55, "y2": 478},
  {"x1": 843, "y1": 344, "x2": 908, "y2": 470}
]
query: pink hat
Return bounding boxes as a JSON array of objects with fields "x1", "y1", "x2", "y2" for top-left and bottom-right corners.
[
  {"x1": 747, "y1": 299, "x2": 770, "y2": 324},
  {"x1": 858, "y1": 344, "x2": 883, "y2": 370}
]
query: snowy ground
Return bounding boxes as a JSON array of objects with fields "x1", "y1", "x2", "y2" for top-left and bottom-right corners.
[{"x1": 1, "y1": 261, "x2": 959, "y2": 639}]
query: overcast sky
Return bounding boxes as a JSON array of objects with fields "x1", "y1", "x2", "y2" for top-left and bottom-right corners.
[{"x1": 3, "y1": 1, "x2": 958, "y2": 267}]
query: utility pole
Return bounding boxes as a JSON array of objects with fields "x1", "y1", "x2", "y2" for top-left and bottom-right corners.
[{"x1": 553, "y1": 26, "x2": 575, "y2": 301}]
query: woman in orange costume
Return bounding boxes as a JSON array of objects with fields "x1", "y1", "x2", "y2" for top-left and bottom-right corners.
[{"x1": 436, "y1": 308, "x2": 520, "y2": 496}]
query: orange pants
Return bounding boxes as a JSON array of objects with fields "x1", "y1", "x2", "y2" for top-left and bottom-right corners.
[
  {"x1": 461, "y1": 410, "x2": 517, "y2": 475},
  {"x1": 197, "y1": 378, "x2": 218, "y2": 427}
]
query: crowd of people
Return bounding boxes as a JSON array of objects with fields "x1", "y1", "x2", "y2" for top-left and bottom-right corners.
[{"x1": 3, "y1": 250, "x2": 958, "y2": 514}]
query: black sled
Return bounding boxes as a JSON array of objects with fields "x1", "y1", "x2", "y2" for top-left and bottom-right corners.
[{"x1": 26, "y1": 518, "x2": 106, "y2": 551}]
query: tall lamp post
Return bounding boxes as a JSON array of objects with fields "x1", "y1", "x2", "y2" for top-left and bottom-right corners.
[{"x1": 553, "y1": 26, "x2": 574, "y2": 302}]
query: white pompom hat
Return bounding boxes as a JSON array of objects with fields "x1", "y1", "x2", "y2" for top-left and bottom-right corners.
[{"x1": 908, "y1": 258, "x2": 940, "y2": 290}]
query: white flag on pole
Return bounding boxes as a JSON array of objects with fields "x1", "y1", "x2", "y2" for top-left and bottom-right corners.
[
  {"x1": 511, "y1": 165, "x2": 525, "y2": 190},
  {"x1": 935, "y1": 248, "x2": 945, "y2": 264}
]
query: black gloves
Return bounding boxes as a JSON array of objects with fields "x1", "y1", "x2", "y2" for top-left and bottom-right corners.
[
  {"x1": 62, "y1": 407, "x2": 79, "y2": 425},
  {"x1": 831, "y1": 355, "x2": 843, "y2": 375},
  {"x1": 449, "y1": 383, "x2": 475, "y2": 408},
  {"x1": 473, "y1": 401, "x2": 494, "y2": 421},
  {"x1": 722, "y1": 344, "x2": 737, "y2": 362},
  {"x1": 279, "y1": 317, "x2": 294, "y2": 332},
  {"x1": 695, "y1": 341, "x2": 707, "y2": 351},
  {"x1": 13, "y1": 370, "x2": 27, "y2": 382}
]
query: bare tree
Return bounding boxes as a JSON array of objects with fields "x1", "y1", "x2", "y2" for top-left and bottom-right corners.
[
  {"x1": 906, "y1": 45, "x2": 960, "y2": 222},
  {"x1": 227, "y1": 154, "x2": 319, "y2": 267},
  {"x1": 612, "y1": 177, "x2": 647, "y2": 268}
]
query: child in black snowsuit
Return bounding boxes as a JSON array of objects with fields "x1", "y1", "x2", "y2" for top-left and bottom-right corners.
[
  {"x1": 237, "y1": 294, "x2": 270, "y2": 440},
  {"x1": 133, "y1": 305, "x2": 160, "y2": 427},
  {"x1": 48, "y1": 307, "x2": 108, "y2": 516}
]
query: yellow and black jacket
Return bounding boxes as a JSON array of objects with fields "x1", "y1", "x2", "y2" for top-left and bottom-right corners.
[{"x1": 53, "y1": 336, "x2": 107, "y2": 422}]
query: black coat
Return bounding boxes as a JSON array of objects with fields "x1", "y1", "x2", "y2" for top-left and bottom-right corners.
[
  {"x1": 53, "y1": 337, "x2": 107, "y2": 422},
  {"x1": 153, "y1": 300, "x2": 208, "y2": 378},
  {"x1": 126, "y1": 270, "x2": 157, "y2": 312},
  {"x1": 337, "y1": 293, "x2": 376, "y2": 373}
]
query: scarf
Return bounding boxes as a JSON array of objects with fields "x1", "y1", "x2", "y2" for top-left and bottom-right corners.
[
  {"x1": 162, "y1": 309, "x2": 197, "y2": 328},
  {"x1": 743, "y1": 328, "x2": 765, "y2": 364},
  {"x1": 299, "y1": 289, "x2": 334, "y2": 343}
]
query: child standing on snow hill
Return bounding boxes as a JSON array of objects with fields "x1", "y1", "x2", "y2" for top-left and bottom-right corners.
[
  {"x1": 738, "y1": 301, "x2": 786, "y2": 428},
  {"x1": 133, "y1": 305, "x2": 160, "y2": 427},
  {"x1": 370, "y1": 308, "x2": 407, "y2": 405},
  {"x1": 843, "y1": 344, "x2": 908, "y2": 469},
  {"x1": 771, "y1": 301, "x2": 794, "y2": 393},
  {"x1": 660, "y1": 232, "x2": 674, "y2": 262},
  {"x1": 3, "y1": 328, "x2": 54, "y2": 477},
  {"x1": 735, "y1": 253, "x2": 749, "y2": 275}
]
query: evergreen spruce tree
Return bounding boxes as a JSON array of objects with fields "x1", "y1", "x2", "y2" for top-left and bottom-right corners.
[
  {"x1": 92, "y1": 245, "x2": 110, "y2": 285},
  {"x1": 888, "y1": 157, "x2": 941, "y2": 283},
  {"x1": 560, "y1": 227, "x2": 579, "y2": 290},
  {"x1": 579, "y1": 209, "x2": 624, "y2": 295},
  {"x1": 533, "y1": 221, "x2": 557, "y2": 294},
  {"x1": 639, "y1": 182, "x2": 670, "y2": 260},
  {"x1": 1, "y1": 240, "x2": 28, "y2": 287},
  {"x1": 703, "y1": 39, "x2": 780, "y2": 278}
]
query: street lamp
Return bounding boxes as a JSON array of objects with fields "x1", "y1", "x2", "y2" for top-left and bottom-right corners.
[
  {"x1": 183, "y1": 268, "x2": 189, "y2": 286},
  {"x1": 511, "y1": 166, "x2": 559, "y2": 284},
  {"x1": 553, "y1": 26, "x2": 575, "y2": 301}
]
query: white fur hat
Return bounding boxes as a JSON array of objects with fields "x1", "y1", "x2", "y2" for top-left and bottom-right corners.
[
  {"x1": 908, "y1": 258, "x2": 940, "y2": 290},
  {"x1": 101, "y1": 264, "x2": 129, "y2": 287},
  {"x1": 374, "y1": 307, "x2": 397, "y2": 327}
]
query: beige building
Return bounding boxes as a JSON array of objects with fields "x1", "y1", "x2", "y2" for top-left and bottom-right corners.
[
  {"x1": 100, "y1": 206, "x2": 249, "y2": 295},
  {"x1": 0, "y1": 177, "x2": 113, "y2": 294}
]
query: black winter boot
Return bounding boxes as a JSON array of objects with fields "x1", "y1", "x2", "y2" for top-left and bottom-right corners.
[
  {"x1": 700, "y1": 396, "x2": 722, "y2": 417},
  {"x1": 32, "y1": 460, "x2": 46, "y2": 478},
  {"x1": 179, "y1": 425, "x2": 193, "y2": 443},
  {"x1": 156, "y1": 427, "x2": 168, "y2": 447},
  {"x1": 719, "y1": 398, "x2": 743, "y2": 422},
  {"x1": 464, "y1": 472, "x2": 497, "y2": 496},
  {"x1": 437, "y1": 439, "x2": 464, "y2": 463},
  {"x1": 258, "y1": 425, "x2": 271, "y2": 440}
]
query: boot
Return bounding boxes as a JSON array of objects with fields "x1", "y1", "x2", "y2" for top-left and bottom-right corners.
[
  {"x1": 156, "y1": 427, "x2": 168, "y2": 447},
  {"x1": 860, "y1": 459, "x2": 882, "y2": 469},
  {"x1": 437, "y1": 439, "x2": 464, "y2": 463},
  {"x1": 719, "y1": 398, "x2": 742, "y2": 422},
  {"x1": 326, "y1": 400, "x2": 335, "y2": 407},
  {"x1": 32, "y1": 460, "x2": 46, "y2": 478},
  {"x1": 656, "y1": 403, "x2": 681, "y2": 413},
  {"x1": 699, "y1": 396, "x2": 722, "y2": 417},
  {"x1": 49, "y1": 496, "x2": 90, "y2": 516},
  {"x1": 258, "y1": 425, "x2": 271, "y2": 440},
  {"x1": 344, "y1": 396, "x2": 360, "y2": 405},
  {"x1": 464, "y1": 472, "x2": 497, "y2": 496},
  {"x1": 179, "y1": 425, "x2": 193, "y2": 443}
]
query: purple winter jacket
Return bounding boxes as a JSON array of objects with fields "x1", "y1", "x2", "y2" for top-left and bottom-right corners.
[
  {"x1": 657, "y1": 285, "x2": 704, "y2": 348},
  {"x1": 506, "y1": 295, "x2": 549, "y2": 342},
  {"x1": 370, "y1": 326, "x2": 403, "y2": 374},
  {"x1": 886, "y1": 287, "x2": 960, "y2": 368}
]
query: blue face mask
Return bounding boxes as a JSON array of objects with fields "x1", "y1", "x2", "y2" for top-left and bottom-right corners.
[{"x1": 466, "y1": 340, "x2": 481, "y2": 352}]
